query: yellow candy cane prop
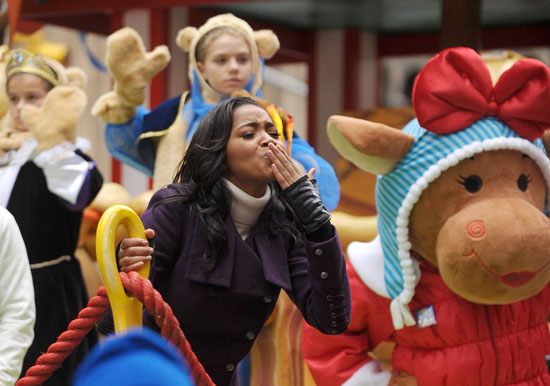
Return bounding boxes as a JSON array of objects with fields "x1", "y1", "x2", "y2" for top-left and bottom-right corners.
[{"x1": 96, "y1": 204, "x2": 150, "y2": 332}]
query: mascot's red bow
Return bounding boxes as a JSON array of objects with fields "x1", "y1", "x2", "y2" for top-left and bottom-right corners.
[{"x1": 412, "y1": 46, "x2": 550, "y2": 140}]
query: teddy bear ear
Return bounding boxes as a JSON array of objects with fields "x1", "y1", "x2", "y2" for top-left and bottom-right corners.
[
  {"x1": 254, "y1": 29, "x2": 280, "y2": 59},
  {"x1": 66, "y1": 67, "x2": 87, "y2": 90},
  {"x1": 176, "y1": 27, "x2": 198, "y2": 52}
]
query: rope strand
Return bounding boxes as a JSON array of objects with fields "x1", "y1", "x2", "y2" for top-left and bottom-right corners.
[{"x1": 16, "y1": 272, "x2": 215, "y2": 386}]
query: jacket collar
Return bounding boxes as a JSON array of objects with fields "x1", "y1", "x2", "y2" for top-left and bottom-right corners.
[{"x1": 184, "y1": 204, "x2": 292, "y2": 292}]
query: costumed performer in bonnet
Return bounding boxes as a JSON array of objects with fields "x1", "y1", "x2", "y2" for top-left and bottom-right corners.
[{"x1": 92, "y1": 13, "x2": 340, "y2": 212}]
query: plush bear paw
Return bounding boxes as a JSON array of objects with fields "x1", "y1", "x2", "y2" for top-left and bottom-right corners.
[
  {"x1": 21, "y1": 86, "x2": 87, "y2": 152},
  {"x1": 0, "y1": 131, "x2": 33, "y2": 156},
  {"x1": 106, "y1": 27, "x2": 171, "y2": 106},
  {"x1": 91, "y1": 91, "x2": 137, "y2": 125}
]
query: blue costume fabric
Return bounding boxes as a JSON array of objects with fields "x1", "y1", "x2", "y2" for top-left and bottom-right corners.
[
  {"x1": 72, "y1": 327, "x2": 194, "y2": 386},
  {"x1": 104, "y1": 69, "x2": 340, "y2": 211}
]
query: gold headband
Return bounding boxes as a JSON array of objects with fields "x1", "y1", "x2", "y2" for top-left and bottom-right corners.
[{"x1": 6, "y1": 48, "x2": 59, "y2": 86}]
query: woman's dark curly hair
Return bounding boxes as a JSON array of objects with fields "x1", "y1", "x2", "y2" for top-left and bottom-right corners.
[{"x1": 159, "y1": 96, "x2": 291, "y2": 271}]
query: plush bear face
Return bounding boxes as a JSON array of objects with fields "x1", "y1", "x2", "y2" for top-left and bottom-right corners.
[{"x1": 409, "y1": 149, "x2": 550, "y2": 304}]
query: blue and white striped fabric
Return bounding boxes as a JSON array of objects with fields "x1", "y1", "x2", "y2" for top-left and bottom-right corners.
[{"x1": 375, "y1": 116, "x2": 549, "y2": 328}]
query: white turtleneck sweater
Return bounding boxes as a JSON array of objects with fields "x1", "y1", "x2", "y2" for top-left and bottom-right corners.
[{"x1": 224, "y1": 178, "x2": 271, "y2": 240}]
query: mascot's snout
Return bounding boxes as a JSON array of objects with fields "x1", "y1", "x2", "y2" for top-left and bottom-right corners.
[{"x1": 436, "y1": 195, "x2": 550, "y2": 304}]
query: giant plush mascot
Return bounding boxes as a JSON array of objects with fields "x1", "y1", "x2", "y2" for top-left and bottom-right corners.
[{"x1": 302, "y1": 47, "x2": 550, "y2": 385}]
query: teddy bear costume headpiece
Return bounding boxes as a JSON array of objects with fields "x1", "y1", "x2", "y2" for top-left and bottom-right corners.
[{"x1": 334, "y1": 47, "x2": 550, "y2": 329}]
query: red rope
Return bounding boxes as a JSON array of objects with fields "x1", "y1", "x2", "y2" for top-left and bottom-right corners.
[
  {"x1": 121, "y1": 271, "x2": 214, "y2": 386},
  {"x1": 16, "y1": 272, "x2": 215, "y2": 386}
]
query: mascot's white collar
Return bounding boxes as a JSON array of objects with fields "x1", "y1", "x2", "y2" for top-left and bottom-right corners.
[{"x1": 348, "y1": 235, "x2": 421, "y2": 299}]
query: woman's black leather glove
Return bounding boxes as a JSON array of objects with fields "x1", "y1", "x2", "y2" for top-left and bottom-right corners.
[{"x1": 282, "y1": 175, "x2": 332, "y2": 235}]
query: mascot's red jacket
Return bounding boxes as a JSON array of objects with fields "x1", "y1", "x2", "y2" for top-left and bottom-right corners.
[{"x1": 305, "y1": 258, "x2": 550, "y2": 385}]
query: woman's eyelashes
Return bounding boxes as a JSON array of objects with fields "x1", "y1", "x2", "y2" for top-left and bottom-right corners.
[
  {"x1": 239, "y1": 122, "x2": 278, "y2": 139},
  {"x1": 240, "y1": 130, "x2": 279, "y2": 139}
]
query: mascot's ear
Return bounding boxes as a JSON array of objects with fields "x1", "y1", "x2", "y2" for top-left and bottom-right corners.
[
  {"x1": 66, "y1": 67, "x2": 87, "y2": 90},
  {"x1": 254, "y1": 29, "x2": 280, "y2": 59},
  {"x1": 176, "y1": 27, "x2": 198, "y2": 52},
  {"x1": 327, "y1": 115, "x2": 414, "y2": 175}
]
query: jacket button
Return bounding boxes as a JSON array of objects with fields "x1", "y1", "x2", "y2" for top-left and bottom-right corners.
[
  {"x1": 320, "y1": 271, "x2": 328, "y2": 279},
  {"x1": 262, "y1": 296, "x2": 273, "y2": 304},
  {"x1": 314, "y1": 248, "x2": 323, "y2": 256},
  {"x1": 226, "y1": 363, "x2": 235, "y2": 372},
  {"x1": 245, "y1": 331, "x2": 256, "y2": 340}
]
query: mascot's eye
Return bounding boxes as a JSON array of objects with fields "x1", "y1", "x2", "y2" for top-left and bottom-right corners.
[
  {"x1": 457, "y1": 175, "x2": 483, "y2": 193},
  {"x1": 517, "y1": 174, "x2": 531, "y2": 191}
]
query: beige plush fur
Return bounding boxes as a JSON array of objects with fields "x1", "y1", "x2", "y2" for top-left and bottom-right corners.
[
  {"x1": 92, "y1": 91, "x2": 137, "y2": 125},
  {"x1": 22, "y1": 86, "x2": 87, "y2": 151},
  {"x1": 107, "y1": 27, "x2": 171, "y2": 106},
  {"x1": 152, "y1": 113, "x2": 188, "y2": 191},
  {"x1": 0, "y1": 126, "x2": 33, "y2": 157},
  {"x1": 254, "y1": 29, "x2": 279, "y2": 59},
  {"x1": 92, "y1": 27, "x2": 171, "y2": 124}
]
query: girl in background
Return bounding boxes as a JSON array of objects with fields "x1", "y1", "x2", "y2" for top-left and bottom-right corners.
[{"x1": 0, "y1": 48, "x2": 103, "y2": 385}]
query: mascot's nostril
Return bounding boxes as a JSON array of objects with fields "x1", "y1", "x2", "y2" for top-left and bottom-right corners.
[{"x1": 466, "y1": 220, "x2": 486, "y2": 239}]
